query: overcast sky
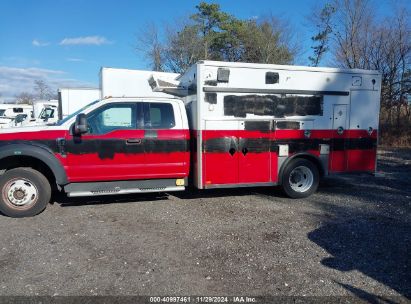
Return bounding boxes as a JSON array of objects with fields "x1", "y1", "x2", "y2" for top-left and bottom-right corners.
[{"x1": 0, "y1": 0, "x2": 407, "y2": 102}]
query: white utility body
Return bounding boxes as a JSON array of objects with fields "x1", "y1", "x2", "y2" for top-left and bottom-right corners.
[
  {"x1": 58, "y1": 87, "x2": 101, "y2": 119},
  {"x1": 151, "y1": 60, "x2": 382, "y2": 188}
]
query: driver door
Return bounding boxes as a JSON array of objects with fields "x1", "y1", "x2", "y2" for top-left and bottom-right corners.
[{"x1": 65, "y1": 102, "x2": 146, "y2": 182}]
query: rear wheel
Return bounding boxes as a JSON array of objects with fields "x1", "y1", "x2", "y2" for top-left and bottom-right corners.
[
  {"x1": 0, "y1": 168, "x2": 51, "y2": 217},
  {"x1": 281, "y1": 158, "x2": 319, "y2": 198}
]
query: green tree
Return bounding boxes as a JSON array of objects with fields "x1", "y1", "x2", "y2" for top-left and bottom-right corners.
[
  {"x1": 164, "y1": 24, "x2": 205, "y2": 73},
  {"x1": 308, "y1": 3, "x2": 336, "y2": 66},
  {"x1": 136, "y1": 2, "x2": 296, "y2": 72},
  {"x1": 242, "y1": 18, "x2": 295, "y2": 64},
  {"x1": 190, "y1": 2, "x2": 232, "y2": 59}
]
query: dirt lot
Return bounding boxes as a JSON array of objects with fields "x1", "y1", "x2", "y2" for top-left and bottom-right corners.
[{"x1": 0, "y1": 148, "x2": 409, "y2": 302}]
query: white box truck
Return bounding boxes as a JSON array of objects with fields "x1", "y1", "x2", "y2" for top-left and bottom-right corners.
[
  {"x1": 15, "y1": 100, "x2": 59, "y2": 127},
  {"x1": 0, "y1": 104, "x2": 33, "y2": 128},
  {"x1": 58, "y1": 88, "x2": 101, "y2": 120}
]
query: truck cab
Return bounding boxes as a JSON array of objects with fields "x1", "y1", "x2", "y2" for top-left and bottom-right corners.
[{"x1": 0, "y1": 97, "x2": 189, "y2": 217}]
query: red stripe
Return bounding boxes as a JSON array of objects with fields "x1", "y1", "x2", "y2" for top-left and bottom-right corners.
[
  {"x1": 67, "y1": 152, "x2": 189, "y2": 182},
  {"x1": 198, "y1": 129, "x2": 377, "y2": 186},
  {"x1": 201, "y1": 129, "x2": 378, "y2": 139},
  {"x1": 347, "y1": 150, "x2": 376, "y2": 171},
  {"x1": 156, "y1": 129, "x2": 190, "y2": 139},
  {"x1": 202, "y1": 130, "x2": 238, "y2": 140}
]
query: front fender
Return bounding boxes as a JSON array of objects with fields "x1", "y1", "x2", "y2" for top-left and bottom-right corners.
[{"x1": 0, "y1": 143, "x2": 68, "y2": 185}]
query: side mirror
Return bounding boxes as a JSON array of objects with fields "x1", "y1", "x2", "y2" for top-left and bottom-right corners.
[{"x1": 74, "y1": 113, "x2": 88, "y2": 135}]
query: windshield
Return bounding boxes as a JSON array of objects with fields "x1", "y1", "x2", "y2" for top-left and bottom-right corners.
[
  {"x1": 0, "y1": 110, "x2": 5, "y2": 116},
  {"x1": 56, "y1": 99, "x2": 100, "y2": 126}
]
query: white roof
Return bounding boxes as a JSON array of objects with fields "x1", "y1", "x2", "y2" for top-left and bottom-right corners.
[{"x1": 199, "y1": 60, "x2": 380, "y2": 75}]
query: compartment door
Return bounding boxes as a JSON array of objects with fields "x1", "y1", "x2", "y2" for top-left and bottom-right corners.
[
  {"x1": 203, "y1": 120, "x2": 239, "y2": 186},
  {"x1": 330, "y1": 104, "x2": 348, "y2": 172},
  {"x1": 346, "y1": 90, "x2": 378, "y2": 172},
  {"x1": 238, "y1": 120, "x2": 271, "y2": 183}
]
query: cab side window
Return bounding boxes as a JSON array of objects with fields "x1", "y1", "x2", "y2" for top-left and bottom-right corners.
[
  {"x1": 143, "y1": 102, "x2": 175, "y2": 129},
  {"x1": 86, "y1": 103, "x2": 137, "y2": 134}
]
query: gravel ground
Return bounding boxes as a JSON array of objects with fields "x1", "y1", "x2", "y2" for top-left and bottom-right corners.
[{"x1": 0, "y1": 148, "x2": 409, "y2": 302}]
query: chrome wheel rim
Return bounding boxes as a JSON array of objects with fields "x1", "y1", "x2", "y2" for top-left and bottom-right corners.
[
  {"x1": 2, "y1": 178, "x2": 39, "y2": 209},
  {"x1": 289, "y1": 166, "x2": 314, "y2": 193}
]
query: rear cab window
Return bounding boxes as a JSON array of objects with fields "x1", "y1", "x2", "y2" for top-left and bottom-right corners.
[{"x1": 142, "y1": 102, "x2": 175, "y2": 129}]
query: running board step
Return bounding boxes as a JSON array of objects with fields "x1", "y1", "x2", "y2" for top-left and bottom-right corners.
[
  {"x1": 64, "y1": 179, "x2": 186, "y2": 197},
  {"x1": 67, "y1": 186, "x2": 184, "y2": 197}
]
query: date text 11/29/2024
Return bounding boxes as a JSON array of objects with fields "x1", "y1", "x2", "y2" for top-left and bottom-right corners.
[{"x1": 149, "y1": 296, "x2": 257, "y2": 303}]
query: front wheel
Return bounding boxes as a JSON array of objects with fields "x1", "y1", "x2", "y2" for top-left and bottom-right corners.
[
  {"x1": 281, "y1": 158, "x2": 319, "y2": 198},
  {"x1": 0, "y1": 168, "x2": 51, "y2": 217}
]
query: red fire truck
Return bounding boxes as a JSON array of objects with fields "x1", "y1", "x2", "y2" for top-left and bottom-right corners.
[{"x1": 0, "y1": 61, "x2": 381, "y2": 217}]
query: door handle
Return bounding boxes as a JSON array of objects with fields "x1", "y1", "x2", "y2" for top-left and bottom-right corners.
[{"x1": 126, "y1": 138, "x2": 142, "y2": 145}]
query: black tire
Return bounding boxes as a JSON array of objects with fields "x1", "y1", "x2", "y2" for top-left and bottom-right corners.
[
  {"x1": 0, "y1": 168, "x2": 51, "y2": 217},
  {"x1": 281, "y1": 158, "x2": 319, "y2": 199}
]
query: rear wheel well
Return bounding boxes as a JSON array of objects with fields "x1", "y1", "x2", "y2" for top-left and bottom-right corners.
[
  {"x1": 279, "y1": 153, "x2": 325, "y2": 184},
  {"x1": 0, "y1": 156, "x2": 57, "y2": 190},
  {"x1": 293, "y1": 154, "x2": 324, "y2": 177}
]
